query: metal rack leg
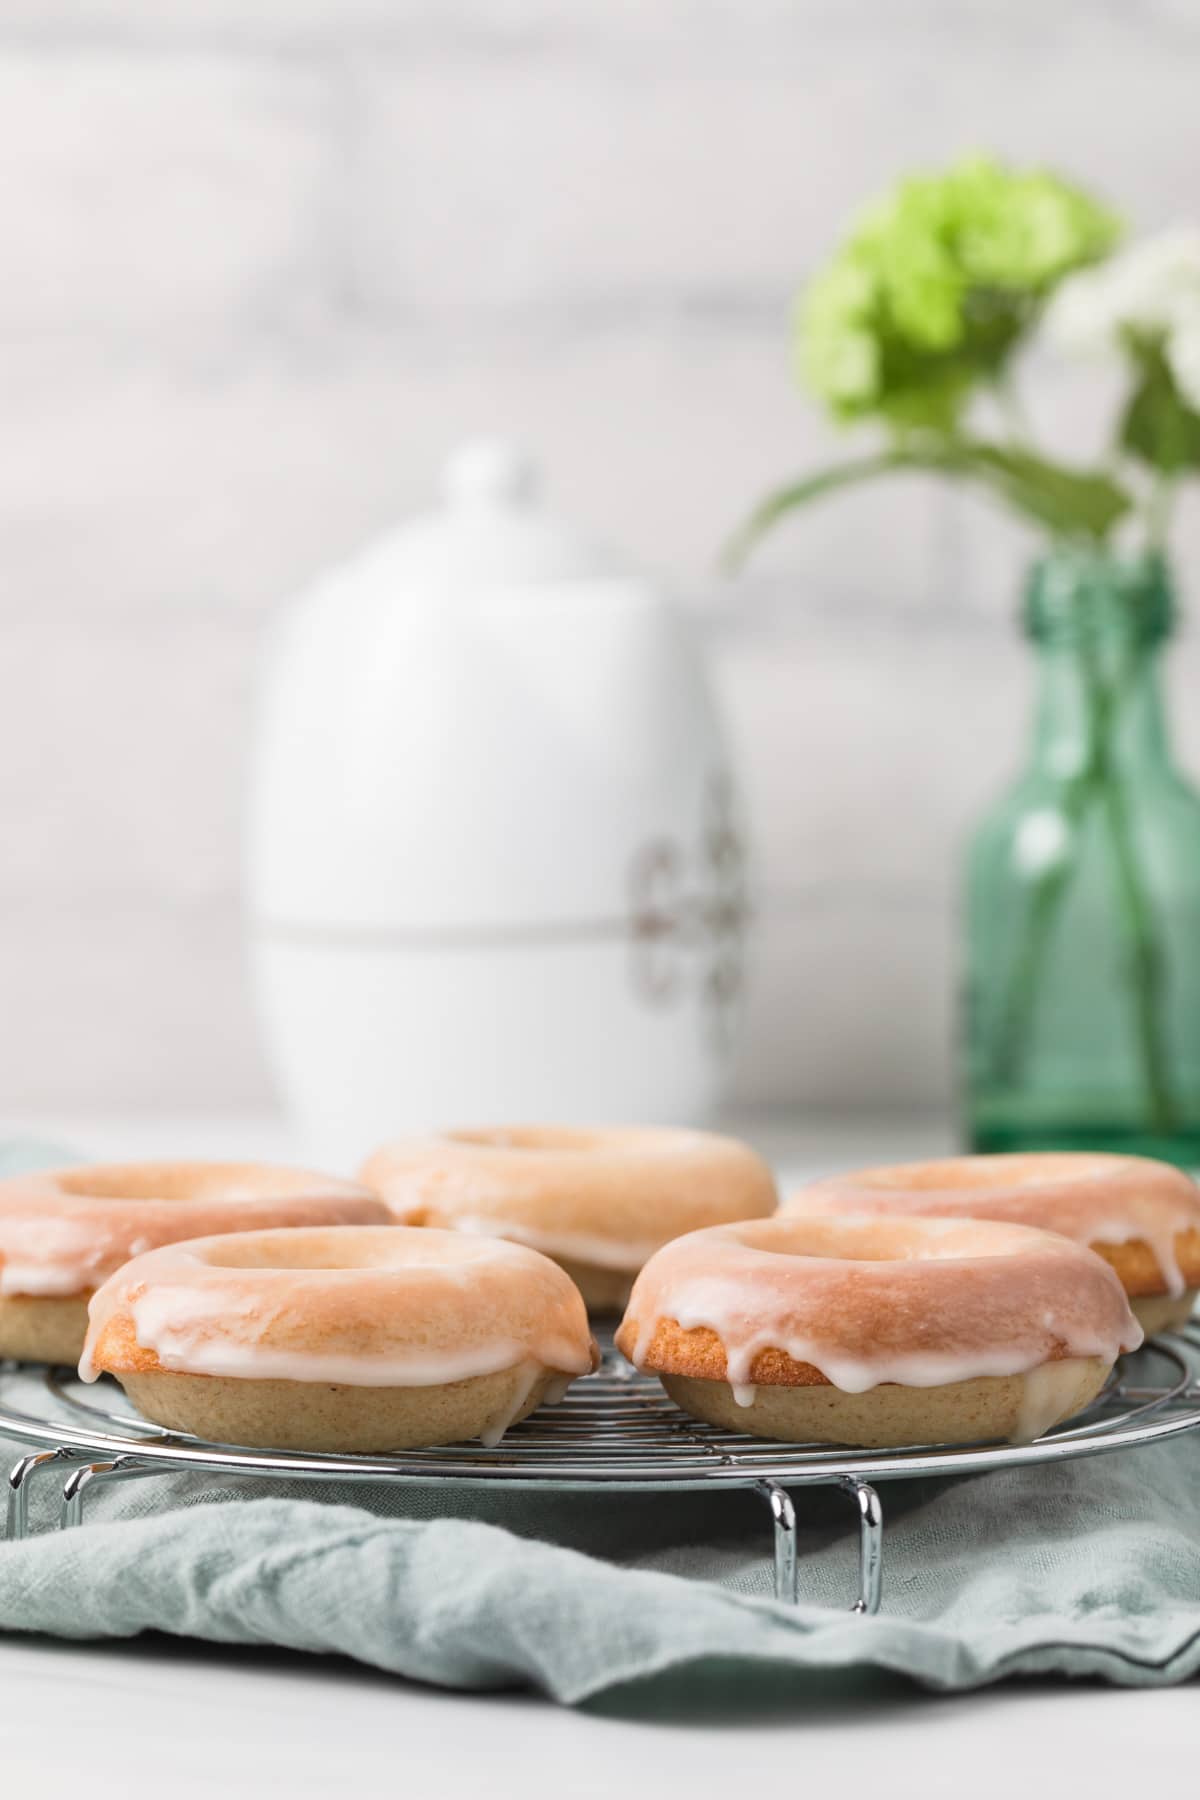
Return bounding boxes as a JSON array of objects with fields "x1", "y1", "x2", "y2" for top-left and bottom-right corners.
[
  {"x1": 841, "y1": 1477, "x2": 884, "y2": 1616},
  {"x1": 759, "y1": 1478, "x2": 883, "y2": 1613},
  {"x1": 6, "y1": 1447, "x2": 77, "y2": 1541},
  {"x1": 60, "y1": 1456, "x2": 152, "y2": 1530},
  {"x1": 756, "y1": 1479, "x2": 797, "y2": 1603}
]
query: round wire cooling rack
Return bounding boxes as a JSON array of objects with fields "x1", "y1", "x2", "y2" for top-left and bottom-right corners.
[{"x1": 2, "y1": 1320, "x2": 1198, "y2": 1617}]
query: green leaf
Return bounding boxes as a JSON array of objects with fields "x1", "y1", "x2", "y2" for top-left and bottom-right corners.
[
  {"x1": 722, "y1": 439, "x2": 1131, "y2": 571},
  {"x1": 958, "y1": 443, "x2": 1133, "y2": 538},
  {"x1": 1119, "y1": 347, "x2": 1200, "y2": 475},
  {"x1": 797, "y1": 156, "x2": 1120, "y2": 428}
]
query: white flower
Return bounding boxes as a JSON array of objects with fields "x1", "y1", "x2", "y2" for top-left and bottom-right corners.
[{"x1": 1044, "y1": 227, "x2": 1200, "y2": 424}]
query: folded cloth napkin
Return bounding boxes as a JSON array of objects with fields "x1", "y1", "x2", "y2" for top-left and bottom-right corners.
[{"x1": 0, "y1": 1365, "x2": 1197, "y2": 1706}]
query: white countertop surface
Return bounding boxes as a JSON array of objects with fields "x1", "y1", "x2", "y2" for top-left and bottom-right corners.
[
  {"x1": 0, "y1": 1633, "x2": 1194, "y2": 1798},
  {"x1": 0, "y1": 1112, "x2": 1193, "y2": 1791}
]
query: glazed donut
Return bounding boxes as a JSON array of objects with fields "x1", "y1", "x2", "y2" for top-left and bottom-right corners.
[
  {"x1": 360, "y1": 1126, "x2": 778, "y2": 1311},
  {"x1": 0, "y1": 1161, "x2": 389, "y2": 1365},
  {"x1": 82, "y1": 1225, "x2": 597, "y2": 1452},
  {"x1": 615, "y1": 1214, "x2": 1141, "y2": 1447},
  {"x1": 786, "y1": 1153, "x2": 1200, "y2": 1334}
]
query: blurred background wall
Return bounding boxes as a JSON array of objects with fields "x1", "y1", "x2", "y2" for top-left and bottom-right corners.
[{"x1": 3, "y1": 0, "x2": 1200, "y2": 1118}]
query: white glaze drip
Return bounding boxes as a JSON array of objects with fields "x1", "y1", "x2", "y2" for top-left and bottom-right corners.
[
  {"x1": 1089, "y1": 1215, "x2": 1186, "y2": 1295},
  {"x1": 1009, "y1": 1358, "x2": 1098, "y2": 1444},
  {"x1": 478, "y1": 1362, "x2": 541, "y2": 1448},
  {"x1": 107, "y1": 1285, "x2": 529, "y2": 1390},
  {"x1": 667, "y1": 1300, "x2": 1115, "y2": 1394},
  {"x1": 0, "y1": 1217, "x2": 114, "y2": 1295}
]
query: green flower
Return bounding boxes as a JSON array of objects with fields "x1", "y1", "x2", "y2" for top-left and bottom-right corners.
[
  {"x1": 727, "y1": 156, "x2": 1134, "y2": 566},
  {"x1": 800, "y1": 261, "x2": 880, "y2": 405},
  {"x1": 798, "y1": 155, "x2": 1120, "y2": 428}
]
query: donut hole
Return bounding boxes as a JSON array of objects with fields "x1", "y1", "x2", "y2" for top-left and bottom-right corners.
[
  {"x1": 446, "y1": 1127, "x2": 606, "y2": 1154},
  {"x1": 54, "y1": 1163, "x2": 360, "y2": 1204},
  {"x1": 733, "y1": 1213, "x2": 1041, "y2": 1266},
  {"x1": 194, "y1": 1225, "x2": 520, "y2": 1275},
  {"x1": 852, "y1": 1153, "x2": 1118, "y2": 1195},
  {"x1": 57, "y1": 1164, "x2": 209, "y2": 1201}
]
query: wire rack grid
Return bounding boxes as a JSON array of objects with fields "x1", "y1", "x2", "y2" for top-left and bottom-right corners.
[{"x1": 2, "y1": 1321, "x2": 1198, "y2": 1616}]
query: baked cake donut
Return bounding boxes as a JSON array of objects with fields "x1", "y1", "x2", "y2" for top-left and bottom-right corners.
[
  {"x1": 81, "y1": 1225, "x2": 597, "y2": 1452},
  {"x1": 616, "y1": 1214, "x2": 1141, "y2": 1447},
  {"x1": 786, "y1": 1153, "x2": 1200, "y2": 1334},
  {"x1": 361, "y1": 1126, "x2": 778, "y2": 1310},
  {"x1": 0, "y1": 1162, "x2": 388, "y2": 1365}
]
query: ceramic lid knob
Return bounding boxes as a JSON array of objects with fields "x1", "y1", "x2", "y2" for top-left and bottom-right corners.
[{"x1": 442, "y1": 438, "x2": 538, "y2": 510}]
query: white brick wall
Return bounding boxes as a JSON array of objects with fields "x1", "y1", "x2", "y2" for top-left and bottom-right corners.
[
  {"x1": 0, "y1": 52, "x2": 335, "y2": 335},
  {"x1": 2, "y1": 0, "x2": 1200, "y2": 1113}
]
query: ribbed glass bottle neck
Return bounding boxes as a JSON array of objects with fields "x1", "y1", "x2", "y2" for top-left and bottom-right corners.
[
  {"x1": 1024, "y1": 548, "x2": 1173, "y2": 648},
  {"x1": 1024, "y1": 551, "x2": 1175, "y2": 779}
]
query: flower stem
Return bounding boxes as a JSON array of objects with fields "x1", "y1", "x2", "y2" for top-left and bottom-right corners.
[
  {"x1": 1081, "y1": 641, "x2": 1178, "y2": 1133},
  {"x1": 994, "y1": 634, "x2": 1178, "y2": 1133}
]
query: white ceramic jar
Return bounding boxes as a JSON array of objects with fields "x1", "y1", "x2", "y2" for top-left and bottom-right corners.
[{"x1": 247, "y1": 441, "x2": 747, "y2": 1168}]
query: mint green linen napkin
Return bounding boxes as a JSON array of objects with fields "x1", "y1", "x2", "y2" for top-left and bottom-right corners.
[{"x1": 0, "y1": 1382, "x2": 1196, "y2": 1703}]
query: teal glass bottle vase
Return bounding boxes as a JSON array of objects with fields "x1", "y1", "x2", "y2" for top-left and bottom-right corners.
[{"x1": 964, "y1": 548, "x2": 1200, "y2": 1166}]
